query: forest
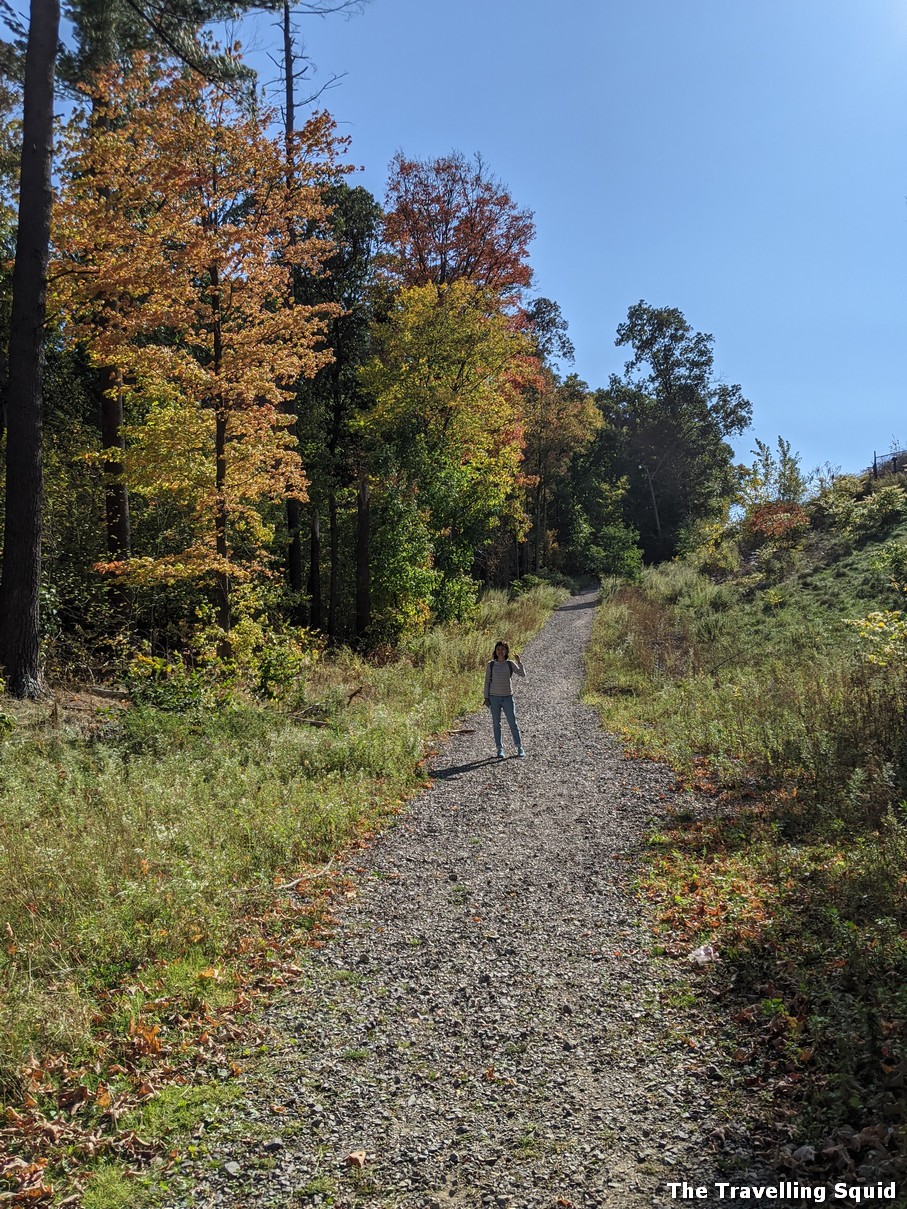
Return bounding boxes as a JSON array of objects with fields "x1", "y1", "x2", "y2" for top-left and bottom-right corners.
[
  {"x1": 0, "y1": 0, "x2": 753, "y2": 698},
  {"x1": 2, "y1": 1, "x2": 906, "y2": 1206}
]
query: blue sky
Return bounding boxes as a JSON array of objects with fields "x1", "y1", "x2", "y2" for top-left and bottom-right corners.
[{"x1": 242, "y1": 1, "x2": 907, "y2": 473}]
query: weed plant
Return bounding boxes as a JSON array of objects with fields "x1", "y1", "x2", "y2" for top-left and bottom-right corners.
[
  {"x1": 586, "y1": 528, "x2": 907, "y2": 1163},
  {"x1": 0, "y1": 585, "x2": 564, "y2": 1107}
]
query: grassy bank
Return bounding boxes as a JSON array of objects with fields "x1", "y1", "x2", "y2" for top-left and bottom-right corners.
[
  {"x1": 0, "y1": 584, "x2": 566, "y2": 1204},
  {"x1": 585, "y1": 535, "x2": 907, "y2": 1179}
]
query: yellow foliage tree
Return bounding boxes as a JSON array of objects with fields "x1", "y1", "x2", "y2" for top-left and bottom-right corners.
[
  {"x1": 359, "y1": 281, "x2": 532, "y2": 625},
  {"x1": 522, "y1": 369, "x2": 602, "y2": 569},
  {"x1": 53, "y1": 54, "x2": 344, "y2": 639}
]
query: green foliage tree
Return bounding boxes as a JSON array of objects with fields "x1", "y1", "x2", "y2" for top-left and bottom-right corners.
[
  {"x1": 601, "y1": 301, "x2": 752, "y2": 561},
  {"x1": 360, "y1": 280, "x2": 531, "y2": 635},
  {"x1": 289, "y1": 182, "x2": 382, "y2": 637},
  {"x1": 740, "y1": 436, "x2": 806, "y2": 509}
]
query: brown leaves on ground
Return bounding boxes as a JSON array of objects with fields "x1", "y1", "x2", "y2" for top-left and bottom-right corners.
[
  {"x1": 642, "y1": 782, "x2": 907, "y2": 1186},
  {"x1": 0, "y1": 868, "x2": 351, "y2": 1204}
]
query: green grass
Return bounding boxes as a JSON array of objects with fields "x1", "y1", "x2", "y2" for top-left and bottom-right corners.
[
  {"x1": 0, "y1": 584, "x2": 566, "y2": 1202},
  {"x1": 81, "y1": 1165, "x2": 156, "y2": 1209},
  {"x1": 123, "y1": 1082, "x2": 244, "y2": 1139},
  {"x1": 586, "y1": 535, "x2": 907, "y2": 1166}
]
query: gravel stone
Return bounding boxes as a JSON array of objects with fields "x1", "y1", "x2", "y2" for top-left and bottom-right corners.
[{"x1": 165, "y1": 588, "x2": 751, "y2": 1208}]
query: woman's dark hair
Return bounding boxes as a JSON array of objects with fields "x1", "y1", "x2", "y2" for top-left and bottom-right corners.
[{"x1": 492, "y1": 640, "x2": 509, "y2": 660}]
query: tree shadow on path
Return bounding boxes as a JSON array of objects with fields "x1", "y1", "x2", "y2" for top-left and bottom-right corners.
[{"x1": 557, "y1": 593, "x2": 600, "y2": 612}]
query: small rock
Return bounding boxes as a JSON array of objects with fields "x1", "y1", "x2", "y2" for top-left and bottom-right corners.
[{"x1": 792, "y1": 1144, "x2": 816, "y2": 1164}]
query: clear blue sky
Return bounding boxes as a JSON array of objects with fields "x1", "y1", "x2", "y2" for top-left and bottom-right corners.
[{"x1": 243, "y1": 0, "x2": 907, "y2": 473}]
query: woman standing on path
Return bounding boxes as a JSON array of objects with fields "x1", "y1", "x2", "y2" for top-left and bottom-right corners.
[{"x1": 483, "y1": 640, "x2": 526, "y2": 758}]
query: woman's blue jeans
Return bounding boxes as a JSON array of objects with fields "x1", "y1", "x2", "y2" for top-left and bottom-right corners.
[{"x1": 489, "y1": 694, "x2": 522, "y2": 751}]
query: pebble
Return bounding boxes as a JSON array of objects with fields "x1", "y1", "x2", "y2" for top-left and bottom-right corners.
[{"x1": 163, "y1": 588, "x2": 747, "y2": 1208}]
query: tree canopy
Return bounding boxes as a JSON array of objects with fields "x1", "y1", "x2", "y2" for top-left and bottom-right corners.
[
  {"x1": 0, "y1": 2, "x2": 758, "y2": 692},
  {"x1": 601, "y1": 301, "x2": 751, "y2": 560}
]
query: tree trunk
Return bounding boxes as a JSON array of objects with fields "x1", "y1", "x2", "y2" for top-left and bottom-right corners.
[
  {"x1": 308, "y1": 505, "x2": 322, "y2": 629},
  {"x1": 286, "y1": 490, "x2": 303, "y2": 591},
  {"x1": 355, "y1": 468, "x2": 370, "y2": 637},
  {"x1": 327, "y1": 490, "x2": 339, "y2": 640},
  {"x1": 0, "y1": 0, "x2": 60, "y2": 698},
  {"x1": 643, "y1": 464, "x2": 662, "y2": 545},
  {"x1": 99, "y1": 363, "x2": 131, "y2": 558},
  {"x1": 92, "y1": 96, "x2": 131, "y2": 567},
  {"x1": 211, "y1": 264, "x2": 230, "y2": 653},
  {"x1": 281, "y1": 0, "x2": 307, "y2": 618},
  {"x1": 534, "y1": 487, "x2": 543, "y2": 572},
  {"x1": 214, "y1": 406, "x2": 230, "y2": 644}
]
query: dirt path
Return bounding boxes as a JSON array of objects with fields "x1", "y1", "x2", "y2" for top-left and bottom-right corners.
[{"x1": 169, "y1": 588, "x2": 744, "y2": 1208}]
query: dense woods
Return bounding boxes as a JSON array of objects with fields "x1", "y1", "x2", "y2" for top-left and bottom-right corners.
[{"x1": 0, "y1": 6, "x2": 750, "y2": 696}]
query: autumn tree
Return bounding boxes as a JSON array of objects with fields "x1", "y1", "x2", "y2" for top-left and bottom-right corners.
[
  {"x1": 521, "y1": 370, "x2": 602, "y2": 571},
  {"x1": 359, "y1": 149, "x2": 542, "y2": 620},
  {"x1": 53, "y1": 55, "x2": 342, "y2": 643},
  {"x1": 60, "y1": 2, "x2": 258, "y2": 572},
  {"x1": 360, "y1": 281, "x2": 531, "y2": 632},
  {"x1": 383, "y1": 150, "x2": 535, "y2": 303}
]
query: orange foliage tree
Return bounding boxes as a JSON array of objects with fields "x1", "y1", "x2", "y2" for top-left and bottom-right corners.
[
  {"x1": 383, "y1": 150, "x2": 535, "y2": 303},
  {"x1": 53, "y1": 54, "x2": 344, "y2": 639}
]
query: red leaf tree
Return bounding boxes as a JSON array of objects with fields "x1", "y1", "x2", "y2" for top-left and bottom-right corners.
[{"x1": 383, "y1": 150, "x2": 535, "y2": 302}]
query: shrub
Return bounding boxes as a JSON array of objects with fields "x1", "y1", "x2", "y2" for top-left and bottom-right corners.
[
  {"x1": 869, "y1": 539, "x2": 907, "y2": 589},
  {"x1": 585, "y1": 524, "x2": 643, "y2": 581},
  {"x1": 847, "y1": 484, "x2": 907, "y2": 541},
  {"x1": 125, "y1": 655, "x2": 215, "y2": 710},
  {"x1": 808, "y1": 473, "x2": 866, "y2": 531},
  {"x1": 742, "y1": 500, "x2": 810, "y2": 546},
  {"x1": 510, "y1": 569, "x2": 572, "y2": 596}
]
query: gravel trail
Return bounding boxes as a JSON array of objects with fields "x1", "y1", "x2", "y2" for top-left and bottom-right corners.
[{"x1": 171, "y1": 588, "x2": 742, "y2": 1209}]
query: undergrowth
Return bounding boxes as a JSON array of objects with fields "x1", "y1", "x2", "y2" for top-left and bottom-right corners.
[
  {"x1": 585, "y1": 521, "x2": 907, "y2": 1180},
  {"x1": 0, "y1": 584, "x2": 565, "y2": 1205}
]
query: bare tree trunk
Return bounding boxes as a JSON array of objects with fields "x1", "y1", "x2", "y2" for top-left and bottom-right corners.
[
  {"x1": 308, "y1": 505, "x2": 322, "y2": 628},
  {"x1": 643, "y1": 464, "x2": 662, "y2": 546},
  {"x1": 287, "y1": 490, "x2": 303, "y2": 599},
  {"x1": 327, "y1": 489, "x2": 339, "y2": 639},
  {"x1": 214, "y1": 406, "x2": 230, "y2": 644},
  {"x1": 355, "y1": 468, "x2": 370, "y2": 637},
  {"x1": 211, "y1": 265, "x2": 230, "y2": 653},
  {"x1": 281, "y1": 0, "x2": 306, "y2": 607},
  {"x1": 99, "y1": 363, "x2": 131, "y2": 557},
  {"x1": 91, "y1": 95, "x2": 132, "y2": 568},
  {"x1": 0, "y1": 0, "x2": 60, "y2": 698},
  {"x1": 533, "y1": 487, "x2": 543, "y2": 572}
]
